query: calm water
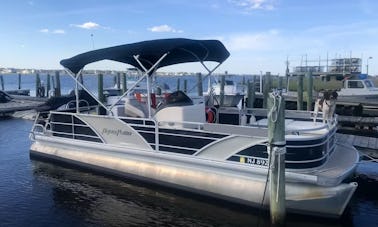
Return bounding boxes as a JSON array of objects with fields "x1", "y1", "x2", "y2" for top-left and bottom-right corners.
[
  {"x1": 0, "y1": 118, "x2": 378, "y2": 227},
  {"x1": 0, "y1": 73, "x2": 222, "y2": 97}
]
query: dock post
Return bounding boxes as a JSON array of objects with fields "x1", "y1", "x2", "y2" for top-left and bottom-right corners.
[
  {"x1": 247, "y1": 80, "x2": 255, "y2": 108},
  {"x1": 297, "y1": 74, "x2": 303, "y2": 110},
  {"x1": 267, "y1": 91, "x2": 286, "y2": 226},
  {"x1": 35, "y1": 73, "x2": 41, "y2": 97},
  {"x1": 98, "y1": 73, "x2": 105, "y2": 115},
  {"x1": 116, "y1": 72, "x2": 121, "y2": 89},
  {"x1": 18, "y1": 73, "x2": 21, "y2": 90},
  {"x1": 306, "y1": 72, "x2": 313, "y2": 111},
  {"x1": 263, "y1": 72, "x2": 271, "y2": 108},
  {"x1": 220, "y1": 74, "x2": 225, "y2": 106},
  {"x1": 197, "y1": 73, "x2": 203, "y2": 96},
  {"x1": 122, "y1": 72, "x2": 127, "y2": 94},
  {"x1": 184, "y1": 79, "x2": 187, "y2": 93},
  {"x1": 278, "y1": 76, "x2": 283, "y2": 90},
  {"x1": 176, "y1": 78, "x2": 181, "y2": 91},
  {"x1": 46, "y1": 74, "x2": 51, "y2": 97},
  {"x1": 0, "y1": 75, "x2": 4, "y2": 90},
  {"x1": 55, "y1": 71, "x2": 61, "y2": 97}
]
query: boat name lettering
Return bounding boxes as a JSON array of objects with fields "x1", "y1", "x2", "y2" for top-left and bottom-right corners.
[
  {"x1": 246, "y1": 157, "x2": 268, "y2": 166},
  {"x1": 102, "y1": 128, "x2": 132, "y2": 136}
]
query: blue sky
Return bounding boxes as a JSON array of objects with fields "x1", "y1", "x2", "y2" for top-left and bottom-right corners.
[{"x1": 1, "y1": 0, "x2": 378, "y2": 75}]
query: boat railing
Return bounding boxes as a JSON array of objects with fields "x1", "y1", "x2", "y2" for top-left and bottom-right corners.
[
  {"x1": 30, "y1": 112, "x2": 46, "y2": 141},
  {"x1": 217, "y1": 107, "x2": 337, "y2": 132},
  {"x1": 32, "y1": 108, "x2": 337, "y2": 167},
  {"x1": 39, "y1": 111, "x2": 105, "y2": 143}
]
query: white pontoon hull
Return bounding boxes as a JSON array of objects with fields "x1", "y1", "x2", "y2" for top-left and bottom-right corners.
[{"x1": 30, "y1": 135, "x2": 357, "y2": 218}]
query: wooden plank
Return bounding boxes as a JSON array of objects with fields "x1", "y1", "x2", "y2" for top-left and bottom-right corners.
[
  {"x1": 367, "y1": 137, "x2": 377, "y2": 149},
  {"x1": 336, "y1": 133, "x2": 348, "y2": 144},
  {"x1": 356, "y1": 135, "x2": 369, "y2": 148},
  {"x1": 375, "y1": 136, "x2": 378, "y2": 150},
  {"x1": 348, "y1": 134, "x2": 356, "y2": 145}
]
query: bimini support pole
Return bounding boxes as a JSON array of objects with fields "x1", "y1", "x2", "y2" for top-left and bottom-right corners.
[
  {"x1": 64, "y1": 68, "x2": 111, "y2": 114},
  {"x1": 133, "y1": 52, "x2": 169, "y2": 118},
  {"x1": 187, "y1": 61, "x2": 223, "y2": 93},
  {"x1": 75, "y1": 72, "x2": 79, "y2": 113},
  {"x1": 107, "y1": 52, "x2": 168, "y2": 115}
]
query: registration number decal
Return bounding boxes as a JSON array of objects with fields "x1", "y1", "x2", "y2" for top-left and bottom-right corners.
[{"x1": 240, "y1": 156, "x2": 268, "y2": 166}]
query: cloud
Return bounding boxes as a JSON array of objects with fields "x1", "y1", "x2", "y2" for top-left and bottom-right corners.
[
  {"x1": 39, "y1": 28, "x2": 65, "y2": 34},
  {"x1": 223, "y1": 29, "x2": 282, "y2": 51},
  {"x1": 148, "y1": 24, "x2": 183, "y2": 33},
  {"x1": 52, "y1": 29, "x2": 65, "y2": 34},
  {"x1": 72, "y1": 22, "x2": 101, "y2": 29},
  {"x1": 229, "y1": 0, "x2": 276, "y2": 11},
  {"x1": 39, "y1": 28, "x2": 49, "y2": 33}
]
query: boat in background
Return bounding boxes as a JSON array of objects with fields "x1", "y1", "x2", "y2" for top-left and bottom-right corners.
[
  {"x1": 337, "y1": 74, "x2": 378, "y2": 106},
  {"x1": 205, "y1": 78, "x2": 245, "y2": 107},
  {"x1": 29, "y1": 38, "x2": 359, "y2": 218}
]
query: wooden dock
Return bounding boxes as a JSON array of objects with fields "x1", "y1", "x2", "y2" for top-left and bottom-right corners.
[
  {"x1": 336, "y1": 133, "x2": 378, "y2": 159},
  {"x1": 0, "y1": 95, "x2": 45, "y2": 117},
  {"x1": 338, "y1": 115, "x2": 378, "y2": 129}
]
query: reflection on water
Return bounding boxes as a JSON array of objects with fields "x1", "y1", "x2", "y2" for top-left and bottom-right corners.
[
  {"x1": 31, "y1": 159, "x2": 264, "y2": 227},
  {"x1": 0, "y1": 118, "x2": 377, "y2": 226}
]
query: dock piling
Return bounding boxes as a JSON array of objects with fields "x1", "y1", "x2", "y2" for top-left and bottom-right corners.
[
  {"x1": 267, "y1": 91, "x2": 286, "y2": 226},
  {"x1": 0, "y1": 75, "x2": 4, "y2": 90},
  {"x1": 116, "y1": 72, "x2": 121, "y2": 89},
  {"x1": 197, "y1": 73, "x2": 203, "y2": 96},
  {"x1": 297, "y1": 74, "x2": 304, "y2": 110},
  {"x1": 176, "y1": 78, "x2": 181, "y2": 91},
  {"x1": 55, "y1": 71, "x2": 61, "y2": 97},
  {"x1": 263, "y1": 72, "x2": 271, "y2": 108},
  {"x1": 18, "y1": 73, "x2": 21, "y2": 90},
  {"x1": 247, "y1": 80, "x2": 255, "y2": 108},
  {"x1": 278, "y1": 77, "x2": 283, "y2": 90},
  {"x1": 306, "y1": 72, "x2": 313, "y2": 111},
  {"x1": 98, "y1": 73, "x2": 105, "y2": 115},
  {"x1": 35, "y1": 73, "x2": 41, "y2": 97},
  {"x1": 220, "y1": 75, "x2": 225, "y2": 106},
  {"x1": 184, "y1": 79, "x2": 188, "y2": 93},
  {"x1": 46, "y1": 74, "x2": 51, "y2": 97},
  {"x1": 122, "y1": 73, "x2": 127, "y2": 94}
]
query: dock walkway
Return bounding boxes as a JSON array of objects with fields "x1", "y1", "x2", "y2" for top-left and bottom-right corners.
[
  {"x1": 0, "y1": 95, "x2": 45, "y2": 116},
  {"x1": 338, "y1": 115, "x2": 378, "y2": 129},
  {"x1": 336, "y1": 133, "x2": 378, "y2": 159}
]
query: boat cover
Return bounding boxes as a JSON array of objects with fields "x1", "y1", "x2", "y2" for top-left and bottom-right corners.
[{"x1": 60, "y1": 38, "x2": 230, "y2": 74}]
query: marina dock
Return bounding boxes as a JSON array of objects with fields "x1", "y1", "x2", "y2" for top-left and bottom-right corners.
[
  {"x1": 336, "y1": 133, "x2": 378, "y2": 151},
  {"x1": 0, "y1": 95, "x2": 45, "y2": 117}
]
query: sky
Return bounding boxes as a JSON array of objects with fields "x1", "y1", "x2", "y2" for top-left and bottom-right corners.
[{"x1": 1, "y1": 0, "x2": 378, "y2": 75}]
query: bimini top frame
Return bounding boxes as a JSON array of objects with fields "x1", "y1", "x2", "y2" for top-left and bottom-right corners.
[{"x1": 60, "y1": 38, "x2": 230, "y2": 116}]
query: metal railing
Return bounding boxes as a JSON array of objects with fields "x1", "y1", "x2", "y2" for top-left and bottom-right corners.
[{"x1": 30, "y1": 108, "x2": 337, "y2": 169}]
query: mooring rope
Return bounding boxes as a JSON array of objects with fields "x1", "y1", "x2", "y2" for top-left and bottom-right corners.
[{"x1": 267, "y1": 90, "x2": 282, "y2": 123}]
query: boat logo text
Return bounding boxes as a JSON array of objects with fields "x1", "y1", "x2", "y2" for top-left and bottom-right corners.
[{"x1": 102, "y1": 128, "x2": 132, "y2": 136}]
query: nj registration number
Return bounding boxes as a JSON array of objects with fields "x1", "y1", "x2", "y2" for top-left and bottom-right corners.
[{"x1": 240, "y1": 157, "x2": 268, "y2": 166}]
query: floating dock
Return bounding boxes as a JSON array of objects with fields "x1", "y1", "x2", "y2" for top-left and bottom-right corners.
[
  {"x1": 336, "y1": 133, "x2": 378, "y2": 159},
  {"x1": 0, "y1": 95, "x2": 45, "y2": 117}
]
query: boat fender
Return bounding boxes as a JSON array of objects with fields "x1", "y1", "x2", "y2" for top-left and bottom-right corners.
[{"x1": 206, "y1": 107, "x2": 216, "y2": 123}]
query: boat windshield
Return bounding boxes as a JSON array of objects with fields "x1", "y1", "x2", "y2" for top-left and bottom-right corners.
[{"x1": 364, "y1": 80, "x2": 375, "y2": 88}]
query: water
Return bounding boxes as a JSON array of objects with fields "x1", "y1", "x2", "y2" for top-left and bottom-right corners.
[
  {"x1": 0, "y1": 73, "x2": 248, "y2": 97},
  {"x1": 1, "y1": 118, "x2": 378, "y2": 226},
  {"x1": 1, "y1": 74, "x2": 378, "y2": 226}
]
